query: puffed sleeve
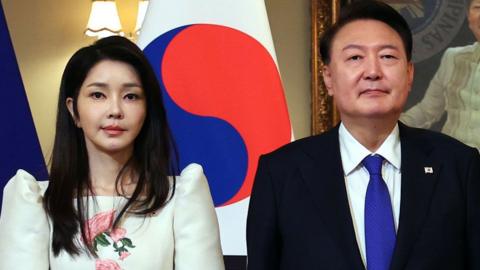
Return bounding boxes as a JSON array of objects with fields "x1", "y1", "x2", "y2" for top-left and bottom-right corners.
[
  {"x1": 173, "y1": 163, "x2": 225, "y2": 270},
  {"x1": 0, "y1": 169, "x2": 50, "y2": 269}
]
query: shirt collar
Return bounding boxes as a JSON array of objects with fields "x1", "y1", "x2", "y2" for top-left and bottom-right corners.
[{"x1": 339, "y1": 122, "x2": 401, "y2": 176}]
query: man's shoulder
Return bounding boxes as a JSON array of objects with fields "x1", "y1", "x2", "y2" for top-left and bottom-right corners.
[
  {"x1": 400, "y1": 124, "x2": 477, "y2": 156},
  {"x1": 262, "y1": 127, "x2": 339, "y2": 163}
]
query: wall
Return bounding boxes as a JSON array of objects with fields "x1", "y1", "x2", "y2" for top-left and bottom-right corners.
[
  {"x1": 2, "y1": 0, "x2": 311, "y2": 162},
  {"x1": 266, "y1": 0, "x2": 311, "y2": 140}
]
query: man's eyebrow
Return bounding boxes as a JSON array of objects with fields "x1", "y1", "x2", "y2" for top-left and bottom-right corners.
[{"x1": 341, "y1": 44, "x2": 400, "y2": 51}]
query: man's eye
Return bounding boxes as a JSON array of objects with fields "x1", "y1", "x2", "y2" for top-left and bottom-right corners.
[
  {"x1": 349, "y1": 55, "x2": 362, "y2": 61},
  {"x1": 382, "y1": 54, "x2": 398, "y2": 60}
]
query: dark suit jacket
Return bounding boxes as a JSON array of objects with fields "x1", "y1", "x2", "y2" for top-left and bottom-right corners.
[{"x1": 246, "y1": 123, "x2": 480, "y2": 270}]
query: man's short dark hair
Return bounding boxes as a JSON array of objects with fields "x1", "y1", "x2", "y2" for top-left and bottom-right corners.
[{"x1": 320, "y1": 0, "x2": 412, "y2": 64}]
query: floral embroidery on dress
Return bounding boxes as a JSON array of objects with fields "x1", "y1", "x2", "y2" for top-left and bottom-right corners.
[
  {"x1": 85, "y1": 209, "x2": 136, "y2": 262},
  {"x1": 85, "y1": 210, "x2": 115, "y2": 246},
  {"x1": 96, "y1": 259, "x2": 122, "y2": 270}
]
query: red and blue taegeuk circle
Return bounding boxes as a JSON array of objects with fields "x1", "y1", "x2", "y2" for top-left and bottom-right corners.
[{"x1": 143, "y1": 24, "x2": 291, "y2": 206}]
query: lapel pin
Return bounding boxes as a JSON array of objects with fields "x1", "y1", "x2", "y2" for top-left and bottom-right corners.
[{"x1": 424, "y1": 167, "x2": 433, "y2": 174}]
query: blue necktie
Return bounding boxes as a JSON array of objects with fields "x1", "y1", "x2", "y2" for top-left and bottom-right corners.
[{"x1": 363, "y1": 155, "x2": 396, "y2": 270}]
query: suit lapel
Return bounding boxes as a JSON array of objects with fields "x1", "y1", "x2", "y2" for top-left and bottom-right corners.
[
  {"x1": 390, "y1": 124, "x2": 441, "y2": 270},
  {"x1": 299, "y1": 127, "x2": 365, "y2": 270}
]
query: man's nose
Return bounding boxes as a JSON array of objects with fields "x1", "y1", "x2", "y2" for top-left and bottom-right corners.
[{"x1": 363, "y1": 57, "x2": 382, "y2": 80}]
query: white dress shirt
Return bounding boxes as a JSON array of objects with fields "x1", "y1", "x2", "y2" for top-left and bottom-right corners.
[{"x1": 339, "y1": 123, "x2": 402, "y2": 265}]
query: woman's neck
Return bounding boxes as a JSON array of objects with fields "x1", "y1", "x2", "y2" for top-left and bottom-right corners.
[{"x1": 86, "y1": 146, "x2": 136, "y2": 196}]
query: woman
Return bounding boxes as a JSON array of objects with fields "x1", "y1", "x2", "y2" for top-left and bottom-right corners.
[
  {"x1": 400, "y1": 0, "x2": 480, "y2": 150},
  {"x1": 0, "y1": 36, "x2": 224, "y2": 270}
]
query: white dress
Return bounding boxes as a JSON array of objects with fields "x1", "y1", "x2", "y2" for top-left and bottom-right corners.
[{"x1": 0, "y1": 163, "x2": 225, "y2": 270}]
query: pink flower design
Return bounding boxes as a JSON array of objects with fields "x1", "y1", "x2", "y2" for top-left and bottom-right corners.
[
  {"x1": 85, "y1": 209, "x2": 115, "y2": 245},
  {"x1": 119, "y1": 251, "x2": 130, "y2": 261},
  {"x1": 95, "y1": 259, "x2": 121, "y2": 270},
  {"x1": 110, "y1": 227, "x2": 127, "y2": 243}
]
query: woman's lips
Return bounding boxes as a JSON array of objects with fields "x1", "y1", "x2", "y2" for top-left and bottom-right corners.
[{"x1": 102, "y1": 125, "x2": 126, "y2": 136}]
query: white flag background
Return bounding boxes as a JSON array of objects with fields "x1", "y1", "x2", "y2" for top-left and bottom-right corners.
[{"x1": 137, "y1": 0, "x2": 291, "y2": 255}]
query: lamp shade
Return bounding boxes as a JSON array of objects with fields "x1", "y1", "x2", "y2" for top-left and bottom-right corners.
[
  {"x1": 85, "y1": 0, "x2": 123, "y2": 38},
  {"x1": 134, "y1": 0, "x2": 149, "y2": 34}
]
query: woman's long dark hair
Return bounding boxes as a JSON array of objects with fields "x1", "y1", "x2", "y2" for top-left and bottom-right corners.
[{"x1": 43, "y1": 36, "x2": 178, "y2": 257}]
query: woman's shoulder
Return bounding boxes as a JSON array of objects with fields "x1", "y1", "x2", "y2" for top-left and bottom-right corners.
[
  {"x1": 170, "y1": 164, "x2": 224, "y2": 269},
  {"x1": 0, "y1": 170, "x2": 50, "y2": 268},
  {"x1": 178, "y1": 163, "x2": 204, "y2": 180},
  {"x1": 1, "y1": 169, "x2": 49, "y2": 218},
  {"x1": 174, "y1": 163, "x2": 209, "y2": 196},
  {"x1": 3, "y1": 169, "x2": 49, "y2": 197}
]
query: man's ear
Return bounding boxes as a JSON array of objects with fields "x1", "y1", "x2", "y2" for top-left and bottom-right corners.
[
  {"x1": 322, "y1": 65, "x2": 334, "y2": 96},
  {"x1": 407, "y1": 62, "x2": 414, "y2": 92},
  {"x1": 66, "y1": 98, "x2": 80, "y2": 127}
]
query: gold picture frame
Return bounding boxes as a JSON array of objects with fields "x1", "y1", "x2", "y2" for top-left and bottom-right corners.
[{"x1": 311, "y1": 0, "x2": 341, "y2": 135}]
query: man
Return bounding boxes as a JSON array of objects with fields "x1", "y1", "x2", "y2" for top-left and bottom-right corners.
[{"x1": 246, "y1": 1, "x2": 480, "y2": 269}]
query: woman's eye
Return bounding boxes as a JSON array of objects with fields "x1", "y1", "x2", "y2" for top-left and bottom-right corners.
[
  {"x1": 90, "y1": 92, "x2": 104, "y2": 99},
  {"x1": 125, "y1": 93, "x2": 139, "y2": 100}
]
